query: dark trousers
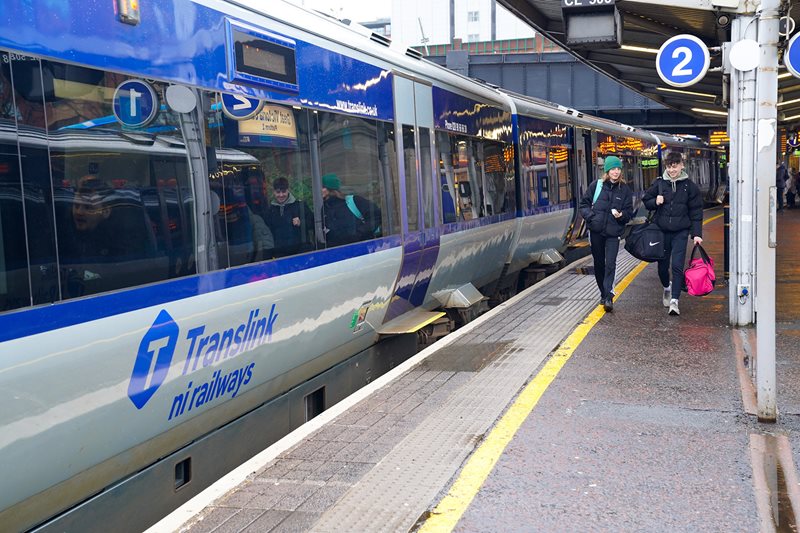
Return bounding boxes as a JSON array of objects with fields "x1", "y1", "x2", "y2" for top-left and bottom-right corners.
[
  {"x1": 657, "y1": 229, "x2": 689, "y2": 300},
  {"x1": 589, "y1": 232, "x2": 620, "y2": 299},
  {"x1": 778, "y1": 187, "x2": 785, "y2": 210}
]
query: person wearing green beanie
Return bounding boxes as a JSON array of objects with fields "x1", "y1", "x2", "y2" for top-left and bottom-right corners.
[
  {"x1": 578, "y1": 156, "x2": 634, "y2": 312},
  {"x1": 322, "y1": 173, "x2": 341, "y2": 191},
  {"x1": 321, "y1": 172, "x2": 382, "y2": 246},
  {"x1": 603, "y1": 155, "x2": 623, "y2": 173}
]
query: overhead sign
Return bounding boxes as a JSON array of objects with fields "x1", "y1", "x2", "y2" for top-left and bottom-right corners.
[
  {"x1": 113, "y1": 80, "x2": 159, "y2": 128},
  {"x1": 221, "y1": 92, "x2": 264, "y2": 120},
  {"x1": 656, "y1": 34, "x2": 710, "y2": 88},
  {"x1": 785, "y1": 33, "x2": 800, "y2": 79},
  {"x1": 561, "y1": 0, "x2": 621, "y2": 48}
]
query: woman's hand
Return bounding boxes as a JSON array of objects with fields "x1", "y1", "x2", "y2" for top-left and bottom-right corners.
[
  {"x1": 693, "y1": 236, "x2": 703, "y2": 245},
  {"x1": 656, "y1": 194, "x2": 664, "y2": 205}
]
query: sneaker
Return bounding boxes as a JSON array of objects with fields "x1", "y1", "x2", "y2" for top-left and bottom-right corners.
[
  {"x1": 663, "y1": 284, "x2": 671, "y2": 307},
  {"x1": 668, "y1": 299, "x2": 680, "y2": 316},
  {"x1": 604, "y1": 298, "x2": 614, "y2": 312}
]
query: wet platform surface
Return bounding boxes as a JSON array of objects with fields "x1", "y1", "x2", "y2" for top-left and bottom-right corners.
[{"x1": 165, "y1": 207, "x2": 800, "y2": 532}]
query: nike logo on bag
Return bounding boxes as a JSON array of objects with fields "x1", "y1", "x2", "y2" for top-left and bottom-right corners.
[{"x1": 649, "y1": 241, "x2": 660, "y2": 246}]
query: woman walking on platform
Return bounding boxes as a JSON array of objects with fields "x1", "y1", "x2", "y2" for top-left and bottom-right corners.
[
  {"x1": 642, "y1": 151, "x2": 704, "y2": 316},
  {"x1": 579, "y1": 155, "x2": 634, "y2": 312}
]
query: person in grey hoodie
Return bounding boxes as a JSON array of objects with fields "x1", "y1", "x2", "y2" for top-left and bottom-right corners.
[
  {"x1": 264, "y1": 177, "x2": 314, "y2": 257},
  {"x1": 642, "y1": 151, "x2": 704, "y2": 316}
]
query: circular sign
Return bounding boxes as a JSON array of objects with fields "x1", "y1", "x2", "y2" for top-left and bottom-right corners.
[
  {"x1": 221, "y1": 92, "x2": 264, "y2": 120},
  {"x1": 165, "y1": 84, "x2": 197, "y2": 114},
  {"x1": 785, "y1": 32, "x2": 800, "y2": 79},
  {"x1": 656, "y1": 34, "x2": 711, "y2": 88},
  {"x1": 113, "y1": 79, "x2": 159, "y2": 127},
  {"x1": 729, "y1": 39, "x2": 760, "y2": 72}
]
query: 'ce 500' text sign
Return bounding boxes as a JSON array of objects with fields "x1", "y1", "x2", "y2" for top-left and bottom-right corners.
[
  {"x1": 561, "y1": 0, "x2": 615, "y2": 8},
  {"x1": 656, "y1": 34, "x2": 710, "y2": 88}
]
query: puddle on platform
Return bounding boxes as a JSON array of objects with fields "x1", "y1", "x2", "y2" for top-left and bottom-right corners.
[
  {"x1": 419, "y1": 341, "x2": 511, "y2": 372},
  {"x1": 752, "y1": 433, "x2": 798, "y2": 532}
]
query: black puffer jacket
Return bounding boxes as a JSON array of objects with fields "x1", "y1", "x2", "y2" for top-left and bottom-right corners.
[
  {"x1": 579, "y1": 178, "x2": 634, "y2": 237},
  {"x1": 642, "y1": 172, "x2": 703, "y2": 238}
]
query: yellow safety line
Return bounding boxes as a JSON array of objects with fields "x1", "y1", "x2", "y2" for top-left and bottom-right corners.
[
  {"x1": 419, "y1": 261, "x2": 648, "y2": 533},
  {"x1": 420, "y1": 210, "x2": 720, "y2": 532}
]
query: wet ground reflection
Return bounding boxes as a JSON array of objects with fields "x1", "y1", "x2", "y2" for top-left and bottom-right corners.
[{"x1": 750, "y1": 433, "x2": 798, "y2": 532}]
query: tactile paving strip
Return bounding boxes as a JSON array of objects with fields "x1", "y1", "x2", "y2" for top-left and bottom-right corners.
[{"x1": 310, "y1": 254, "x2": 640, "y2": 532}]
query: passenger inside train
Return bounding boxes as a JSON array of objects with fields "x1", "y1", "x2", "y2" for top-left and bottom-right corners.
[
  {"x1": 265, "y1": 177, "x2": 314, "y2": 257},
  {"x1": 321, "y1": 173, "x2": 382, "y2": 247},
  {"x1": 58, "y1": 176, "x2": 162, "y2": 298}
]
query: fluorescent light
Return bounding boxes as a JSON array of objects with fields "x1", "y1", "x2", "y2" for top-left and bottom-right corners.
[
  {"x1": 779, "y1": 72, "x2": 794, "y2": 79},
  {"x1": 778, "y1": 97, "x2": 800, "y2": 107},
  {"x1": 784, "y1": 113, "x2": 800, "y2": 121},
  {"x1": 620, "y1": 44, "x2": 659, "y2": 54},
  {"x1": 691, "y1": 107, "x2": 728, "y2": 116},
  {"x1": 656, "y1": 87, "x2": 716, "y2": 98}
]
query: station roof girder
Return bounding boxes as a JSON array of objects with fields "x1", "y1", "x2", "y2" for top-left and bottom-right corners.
[{"x1": 497, "y1": 0, "x2": 800, "y2": 126}]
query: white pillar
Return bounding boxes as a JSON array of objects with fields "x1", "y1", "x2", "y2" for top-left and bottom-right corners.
[
  {"x1": 755, "y1": 0, "x2": 779, "y2": 422},
  {"x1": 728, "y1": 16, "x2": 757, "y2": 326}
]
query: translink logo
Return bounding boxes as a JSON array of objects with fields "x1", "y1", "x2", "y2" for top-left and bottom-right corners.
[{"x1": 128, "y1": 310, "x2": 180, "y2": 409}]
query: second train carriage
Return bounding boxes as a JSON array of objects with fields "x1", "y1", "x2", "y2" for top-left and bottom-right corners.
[{"x1": 0, "y1": 0, "x2": 725, "y2": 530}]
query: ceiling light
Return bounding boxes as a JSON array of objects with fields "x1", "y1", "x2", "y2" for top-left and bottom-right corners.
[
  {"x1": 656, "y1": 87, "x2": 717, "y2": 98},
  {"x1": 691, "y1": 107, "x2": 728, "y2": 116},
  {"x1": 779, "y1": 72, "x2": 794, "y2": 79},
  {"x1": 783, "y1": 113, "x2": 800, "y2": 121},
  {"x1": 620, "y1": 44, "x2": 659, "y2": 54},
  {"x1": 778, "y1": 97, "x2": 800, "y2": 107}
]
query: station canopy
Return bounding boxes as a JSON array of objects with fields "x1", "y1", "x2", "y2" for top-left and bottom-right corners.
[{"x1": 498, "y1": 0, "x2": 800, "y2": 125}]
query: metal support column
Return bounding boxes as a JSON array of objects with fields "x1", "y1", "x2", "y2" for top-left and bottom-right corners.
[
  {"x1": 755, "y1": 0, "x2": 779, "y2": 422},
  {"x1": 728, "y1": 16, "x2": 757, "y2": 327}
]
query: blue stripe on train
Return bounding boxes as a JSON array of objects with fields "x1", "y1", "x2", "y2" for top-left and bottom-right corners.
[{"x1": 0, "y1": 236, "x2": 402, "y2": 343}]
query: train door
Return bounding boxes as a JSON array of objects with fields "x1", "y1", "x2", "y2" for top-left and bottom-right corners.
[
  {"x1": 571, "y1": 127, "x2": 594, "y2": 240},
  {"x1": 383, "y1": 73, "x2": 440, "y2": 323}
]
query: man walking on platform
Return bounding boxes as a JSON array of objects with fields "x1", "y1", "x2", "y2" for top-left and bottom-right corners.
[{"x1": 642, "y1": 152, "x2": 703, "y2": 316}]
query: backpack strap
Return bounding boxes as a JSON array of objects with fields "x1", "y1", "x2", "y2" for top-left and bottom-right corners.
[
  {"x1": 592, "y1": 179, "x2": 603, "y2": 204},
  {"x1": 345, "y1": 194, "x2": 365, "y2": 222}
]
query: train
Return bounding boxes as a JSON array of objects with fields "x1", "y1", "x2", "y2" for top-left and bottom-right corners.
[{"x1": 0, "y1": 1, "x2": 726, "y2": 531}]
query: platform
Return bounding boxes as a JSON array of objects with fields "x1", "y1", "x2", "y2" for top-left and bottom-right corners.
[{"x1": 152, "y1": 207, "x2": 800, "y2": 532}]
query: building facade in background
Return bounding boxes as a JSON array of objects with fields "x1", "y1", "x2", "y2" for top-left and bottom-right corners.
[{"x1": 391, "y1": 0, "x2": 535, "y2": 49}]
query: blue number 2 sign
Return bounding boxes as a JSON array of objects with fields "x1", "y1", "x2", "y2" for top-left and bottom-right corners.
[{"x1": 656, "y1": 34, "x2": 710, "y2": 88}]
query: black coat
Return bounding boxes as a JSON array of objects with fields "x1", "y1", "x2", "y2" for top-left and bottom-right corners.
[
  {"x1": 642, "y1": 176, "x2": 703, "y2": 238},
  {"x1": 264, "y1": 197, "x2": 314, "y2": 256},
  {"x1": 579, "y1": 179, "x2": 634, "y2": 238}
]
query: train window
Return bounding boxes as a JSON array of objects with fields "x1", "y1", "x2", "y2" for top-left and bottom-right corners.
[
  {"x1": 208, "y1": 98, "x2": 316, "y2": 263},
  {"x1": 642, "y1": 155, "x2": 659, "y2": 190},
  {"x1": 43, "y1": 65, "x2": 193, "y2": 299},
  {"x1": 0, "y1": 52, "x2": 34, "y2": 311},
  {"x1": 0, "y1": 54, "x2": 193, "y2": 306},
  {"x1": 483, "y1": 140, "x2": 515, "y2": 215},
  {"x1": 402, "y1": 125, "x2": 419, "y2": 231},
  {"x1": 621, "y1": 156, "x2": 637, "y2": 192},
  {"x1": 317, "y1": 111, "x2": 388, "y2": 247},
  {"x1": 552, "y1": 146, "x2": 571, "y2": 204},
  {"x1": 436, "y1": 132, "x2": 484, "y2": 221},
  {"x1": 419, "y1": 127, "x2": 435, "y2": 229}
]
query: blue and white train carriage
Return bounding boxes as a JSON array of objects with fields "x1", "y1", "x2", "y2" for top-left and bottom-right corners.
[{"x1": 0, "y1": 1, "x2": 725, "y2": 530}]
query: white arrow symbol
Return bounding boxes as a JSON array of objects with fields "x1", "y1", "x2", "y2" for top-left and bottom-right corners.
[{"x1": 232, "y1": 94, "x2": 252, "y2": 110}]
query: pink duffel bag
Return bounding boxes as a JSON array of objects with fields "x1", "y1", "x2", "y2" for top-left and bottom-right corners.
[{"x1": 684, "y1": 243, "x2": 716, "y2": 296}]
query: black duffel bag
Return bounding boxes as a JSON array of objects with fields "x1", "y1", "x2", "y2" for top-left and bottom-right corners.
[{"x1": 624, "y1": 220, "x2": 665, "y2": 262}]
